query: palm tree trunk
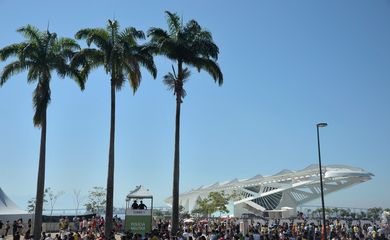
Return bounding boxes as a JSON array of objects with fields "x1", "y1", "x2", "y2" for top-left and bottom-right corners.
[
  {"x1": 171, "y1": 61, "x2": 184, "y2": 237},
  {"x1": 33, "y1": 110, "x2": 47, "y2": 240},
  {"x1": 105, "y1": 81, "x2": 115, "y2": 238},
  {"x1": 171, "y1": 90, "x2": 181, "y2": 236}
]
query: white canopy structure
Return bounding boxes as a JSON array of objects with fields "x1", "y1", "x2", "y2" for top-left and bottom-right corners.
[
  {"x1": 0, "y1": 187, "x2": 31, "y2": 221},
  {"x1": 0, "y1": 188, "x2": 27, "y2": 215},
  {"x1": 126, "y1": 185, "x2": 153, "y2": 200},
  {"x1": 165, "y1": 164, "x2": 373, "y2": 217}
]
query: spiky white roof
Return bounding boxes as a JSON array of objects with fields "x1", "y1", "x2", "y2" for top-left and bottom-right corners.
[
  {"x1": 165, "y1": 164, "x2": 373, "y2": 213},
  {"x1": 0, "y1": 188, "x2": 28, "y2": 215}
]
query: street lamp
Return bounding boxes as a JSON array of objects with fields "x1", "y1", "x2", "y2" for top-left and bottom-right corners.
[{"x1": 316, "y1": 122, "x2": 328, "y2": 240}]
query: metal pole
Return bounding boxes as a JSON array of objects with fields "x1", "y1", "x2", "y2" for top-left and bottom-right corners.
[{"x1": 317, "y1": 123, "x2": 327, "y2": 240}]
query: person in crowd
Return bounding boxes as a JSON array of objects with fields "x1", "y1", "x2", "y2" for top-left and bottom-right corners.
[
  {"x1": 5, "y1": 221, "x2": 10, "y2": 236},
  {"x1": 12, "y1": 221, "x2": 18, "y2": 237},
  {"x1": 44, "y1": 233, "x2": 53, "y2": 240},
  {"x1": 14, "y1": 232, "x2": 20, "y2": 240},
  {"x1": 40, "y1": 232, "x2": 46, "y2": 240},
  {"x1": 131, "y1": 200, "x2": 139, "y2": 209},
  {"x1": 138, "y1": 200, "x2": 147, "y2": 210},
  {"x1": 73, "y1": 217, "x2": 80, "y2": 232},
  {"x1": 54, "y1": 234, "x2": 60, "y2": 240},
  {"x1": 16, "y1": 219, "x2": 23, "y2": 236},
  {"x1": 24, "y1": 228, "x2": 31, "y2": 240}
]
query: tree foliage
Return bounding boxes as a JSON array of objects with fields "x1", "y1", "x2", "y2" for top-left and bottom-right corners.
[
  {"x1": 46, "y1": 187, "x2": 65, "y2": 216},
  {"x1": 367, "y1": 207, "x2": 383, "y2": 219},
  {"x1": 26, "y1": 187, "x2": 61, "y2": 214},
  {"x1": 84, "y1": 187, "x2": 106, "y2": 214},
  {"x1": 192, "y1": 191, "x2": 231, "y2": 217},
  {"x1": 0, "y1": 25, "x2": 84, "y2": 126},
  {"x1": 72, "y1": 189, "x2": 82, "y2": 216}
]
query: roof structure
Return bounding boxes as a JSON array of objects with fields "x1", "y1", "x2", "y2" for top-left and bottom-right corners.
[
  {"x1": 0, "y1": 188, "x2": 28, "y2": 215},
  {"x1": 126, "y1": 185, "x2": 153, "y2": 200},
  {"x1": 165, "y1": 164, "x2": 373, "y2": 217}
]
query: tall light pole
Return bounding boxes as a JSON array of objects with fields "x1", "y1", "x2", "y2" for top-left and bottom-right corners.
[{"x1": 317, "y1": 122, "x2": 328, "y2": 240}]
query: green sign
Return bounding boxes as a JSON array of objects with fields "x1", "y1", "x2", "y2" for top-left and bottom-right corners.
[{"x1": 125, "y1": 209, "x2": 152, "y2": 235}]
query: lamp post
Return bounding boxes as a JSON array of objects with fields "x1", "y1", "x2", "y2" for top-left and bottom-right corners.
[{"x1": 316, "y1": 122, "x2": 328, "y2": 240}]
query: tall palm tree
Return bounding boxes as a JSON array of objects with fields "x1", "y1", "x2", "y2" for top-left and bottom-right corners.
[
  {"x1": 148, "y1": 11, "x2": 223, "y2": 235},
  {"x1": 72, "y1": 19, "x2": 156, "y2": 237},
  {"x1": 0, "y1": 25, "x2": 84, "y2": 240}
]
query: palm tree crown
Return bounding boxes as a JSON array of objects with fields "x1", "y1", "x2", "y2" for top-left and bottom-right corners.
[
  {"x1": 0, "y1": 25, "x2": 84, "y2": 126},
  {"x1": 148, "y1": 11, "x2": 223, "y2": 97},
  {"x1": 73, "y1": 19, "x2": 156, "y2": 90}
]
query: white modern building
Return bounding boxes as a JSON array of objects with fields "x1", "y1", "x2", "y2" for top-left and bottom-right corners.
[{"x1": 165, "y1": 164, "x2": 373, "y2": 218}]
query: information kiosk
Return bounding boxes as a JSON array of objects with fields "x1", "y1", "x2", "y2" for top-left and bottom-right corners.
[{"x1": 125, "y1": 185, "x2": 153, "y2": 236}]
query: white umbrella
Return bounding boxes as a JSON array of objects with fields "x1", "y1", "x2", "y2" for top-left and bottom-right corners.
[{"x1": 184, "y1": 218, "x2": 194, "y2": 223}]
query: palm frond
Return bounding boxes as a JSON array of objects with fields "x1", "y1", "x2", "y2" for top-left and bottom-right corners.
[
  {"x1": 165, "y1": 11, "x2": 181, "y2": 36},
  {"x1": 163, "y1": 72, "x2": 176, "y2": 92},
  {"x1": 184, "y1": 20, "x2": 202, "y2": 35},
  {"x1": 163, "y1": 68, "x2": 190, "y2": 99},
  {"x1": 71, "y1": 48, "x2": 104, "y2": 72},
  {"x1": 123, "y1": 60, "x2": 141, "y2": 94},
  {"x1": 33, "y1": 80, "x2": 51, "y2": 127},
  {"x1": 181, "y1": 68, "x2": 191, "y2": 81},
  {"x1": 27, "y1": 66, "x2": 40, "y2": 83},
  {"x1": 133, "y1": 46, "x2": 157, "y2": 79},
  {"x1": 190, "y1": 32, "x2": 219, "y2": 60},
  {"x1": 121, "y1": 27, "x2": 145, "y2": 44},
  {"x1": 19, "y1": 42, "x2": 39, "y2": 60},
  {"x1": 112, "y1": 70, "x2": 126, "y2": 91},
  {"x1": 50, "y1": 54, "x2": 69, "y2": 79},
  {"x1": 0, "y1": 43, "x2": 27, "y2": 60},
  {"x1": 17, "y1": 25, "x2": 43, "y2": 48},
  {"x1": 75, "y1": 28, "x2": 109, "y2": 49},
  {"x1": 147, "y1": 27, "x2": 170, "y2": 43},
  {"x1": 189, "y1": 57, "x2": 223, "y2": 85},
  {"x1": 0, "y1": 60, "x2": 29, "y2": 85},
  {"x1": 57, "y1": 38, "x2": 80, "y2": 53}
]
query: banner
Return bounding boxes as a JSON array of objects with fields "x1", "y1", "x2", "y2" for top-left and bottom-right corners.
[{"x1": 125, "y1": 209, "x2": 152, "y2": 235}]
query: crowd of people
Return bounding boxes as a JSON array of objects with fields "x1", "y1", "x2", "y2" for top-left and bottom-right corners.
[
  {"x1": 0, "y1": 215, "x2": 388, "y2": 240},
  {"x1": 0, "y1": 218, "x2": 32, "y2": 240},
  {"x1": 0, "y1": 216, "x2": 123, "y2": 240},
  {"x1": 115, "y1": 217, "x2": 389, "y2": 240}
]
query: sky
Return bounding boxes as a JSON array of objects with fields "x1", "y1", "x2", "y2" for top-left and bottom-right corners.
[{"x1": 0, "y1": 0, "x2": 389, "y2": 213}]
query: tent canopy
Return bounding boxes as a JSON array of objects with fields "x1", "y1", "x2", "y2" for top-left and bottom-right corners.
[
  {"x1": 0, "y1": 187, "x2": 28, "y2": 215},
  {"x1": 126, "y1": 185, "x2": 153, "y2": 200}
]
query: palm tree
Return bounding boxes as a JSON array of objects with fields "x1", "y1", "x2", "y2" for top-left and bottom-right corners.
[
  {"x1": 72, "y1": 19, "x2": 156, "y2": 237},
  {"x1": 0, "y1": 25, "x2": 84, "y2": 240},
  {"x1": 148, "y1": 11, "x2": 223, "y2": 235}
]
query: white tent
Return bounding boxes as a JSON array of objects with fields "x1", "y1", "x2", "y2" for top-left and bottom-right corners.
[
  {"x1": 0, "y1": 188, "x2": 27, "y2": 214},
  {"x1": 0, "y1": 187, "x2": 31, "y2": 222},
  {"x1": 126, "y1": 185, "x2": 153, "y2": 200}
]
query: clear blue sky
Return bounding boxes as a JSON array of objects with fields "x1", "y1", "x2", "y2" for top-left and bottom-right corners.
[{"x1": 1, "y1": 0, "x2": 389, "y2": 212}]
